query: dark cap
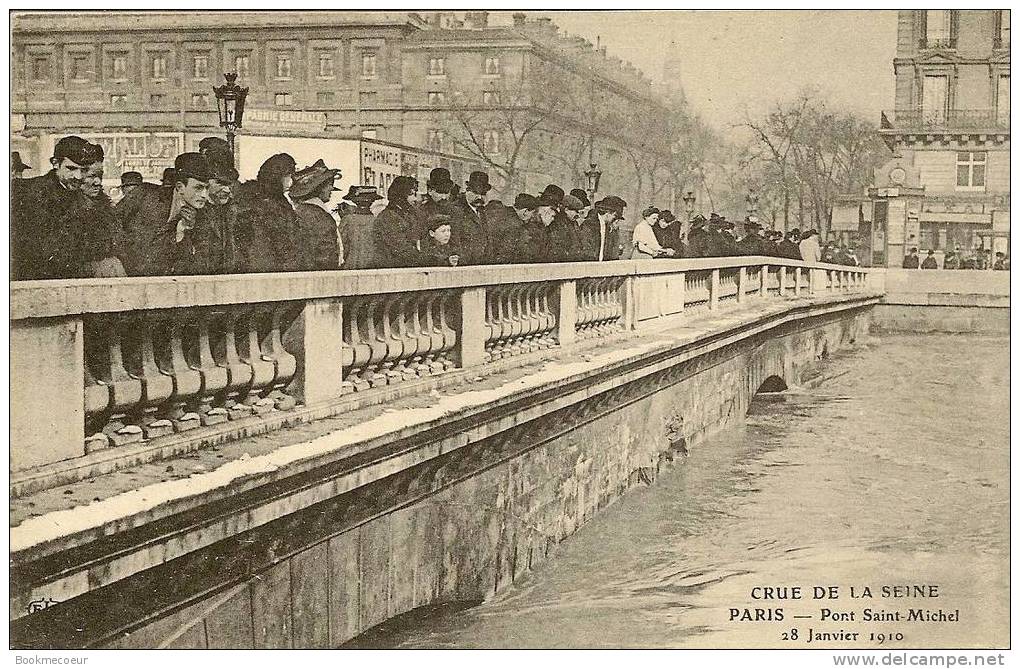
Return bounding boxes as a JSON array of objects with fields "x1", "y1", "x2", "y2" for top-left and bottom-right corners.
[
  {"x1": 120, "y1": 171, "x2": 143, "y2": 186},
  {"x1": 562, "y1": 194, "x2": 584, "y2": 211},
  {"x1": 569, "y1": 188, "x2": 591, "y2": 208},
  {"x1": 174, "y1": 152, "x2": 213, "y2": 183},
  {"x1": 53, "y1": 136, "x2": 96, "y2": 165},
  {"x1": 208, "y1": 154, "x2": 239, "y2": 184},
  {"x1": 198, "y1": 137, "x2": 231, "y2": 155},
  {"x1": 659, "y1": 209, "x2": 676, "y2": 223},
  {"x1": 82, "y1": 142, "x2": 105, "y2": 165},
  {"x1": 426, "y1": 213, "x2": 453, "y2": 231},
  {"x1": 161, "y1": 167, "x2": 176, "y2": 185},
  {"x1": 514, "y1": 193, "x2": 539, "y2": 210}
]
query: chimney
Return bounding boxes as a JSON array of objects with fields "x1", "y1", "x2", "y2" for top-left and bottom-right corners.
[{"x1": 512, "y1": 12, "x2": 526, "y2": 27}]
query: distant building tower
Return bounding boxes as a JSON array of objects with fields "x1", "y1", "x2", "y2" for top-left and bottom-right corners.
[{"x1": 661, "y1": 47, "x2": 687, "y2": 105}]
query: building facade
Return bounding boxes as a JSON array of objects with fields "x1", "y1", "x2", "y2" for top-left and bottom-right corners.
[
  {"x1": 871, "y1": 9, "x2": 1010, "y2": 266},
  {"x1": 12, "y1": 10, "x2": 675, "y2": 211}
]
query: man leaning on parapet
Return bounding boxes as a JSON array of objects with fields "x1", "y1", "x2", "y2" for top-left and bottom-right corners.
[{"x1": 11, "y1": 135, "x2": 121, "y2": 280}]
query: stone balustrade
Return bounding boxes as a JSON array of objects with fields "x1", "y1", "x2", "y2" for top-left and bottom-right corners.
[{"x1": 10, "y1": 258, "x2": 874, "y2": 483}]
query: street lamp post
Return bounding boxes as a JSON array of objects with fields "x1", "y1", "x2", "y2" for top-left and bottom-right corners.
[
  {"x1": 213, "y1": 73, "x2": 249, "y2": 161},
  {"x1": 584, "y1": 162, "x2": 602, "y2": 205},
  {"x1": 682, "y1": 190, "x2": 696, "y2": 220}
]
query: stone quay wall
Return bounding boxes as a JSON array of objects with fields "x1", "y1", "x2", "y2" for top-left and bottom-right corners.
[{"x1": 871, "y1": 268, "x2": 1009, "y2": 333}]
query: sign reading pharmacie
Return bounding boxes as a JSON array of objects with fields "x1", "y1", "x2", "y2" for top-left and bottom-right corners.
[
  {"x1": 243, "y1": 108, "x2": 328, "y2": 134},
  {"x1": 82, "y1": 132, "x2": 184, "y2": 184}
]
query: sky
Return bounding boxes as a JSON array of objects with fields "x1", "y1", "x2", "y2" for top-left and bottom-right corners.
[{"x1": 494, "y1": 10, "x2": 898, "y2": 132}]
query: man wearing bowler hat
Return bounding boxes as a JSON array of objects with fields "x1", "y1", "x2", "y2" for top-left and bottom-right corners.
[
  {"x1": 12, "y1": 135, "x2": 117, "y2": 279},
  {"x1": 453, "y1": 170, "x2": 494, "y2": 264},
  {"x1": 116, "y1": 152, "x2": 214, "y2": 275},
  {"x1": 291, "y1": 159, "x2": 345, "y2": 270}
]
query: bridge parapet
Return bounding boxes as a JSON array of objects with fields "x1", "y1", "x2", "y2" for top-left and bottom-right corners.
[{"x1": 11, "y1": 258, "x2": 874, "y2": 491}]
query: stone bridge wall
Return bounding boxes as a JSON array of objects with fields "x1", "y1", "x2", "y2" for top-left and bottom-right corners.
[{"x1": 10, "y1": 259, "x2": 876, "y2": 649}]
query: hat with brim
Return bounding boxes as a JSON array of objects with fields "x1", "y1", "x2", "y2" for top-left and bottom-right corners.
[
  {"x1": 466, "y1": 171, "x2": 492, "y2": 194},
  {"x1": 595, "y1": 195, "x2": 626, "y2": 216},
  {"x1": 343, "y1": 185, "x2": 383, "y2": 207},
  {"x1": 11, "y1": 151, "x2": 30, "y2": 172},
  {"x1": 428, "y1": 167, "x2": 456, "y2": 191},
  {"x1": 641, "y1": 206, "x2": 660, "y2": 219},
  {"x1": 291, "y1": 159, "x2": 342, "y2": 200},
  {"x1": 120, "y1": 171, "x2": 143, "y2": 186},
  {"x1": 174, "y1": 152, "x2": 213, "y2": 183}
]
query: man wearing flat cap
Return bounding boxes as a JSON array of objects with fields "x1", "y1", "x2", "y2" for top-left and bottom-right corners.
[
  {"x1": 452, "y1": 170, "x2": 494, "y2": 264},
  {"x1": 12, "y1": 135, "x2": 119, "y2": 279},
  {"x1": 485, "y1": 192, "x2": 541, "y2": 264},
  {"x1": 116, "y1": 152, "x2": 214, "y2": 275},
  {"x1": 292, "y1": 159, "x2": 346, "y2": 271},
  {"x1": 581, "y1": 195, "x2": 626, "y2": 261}
]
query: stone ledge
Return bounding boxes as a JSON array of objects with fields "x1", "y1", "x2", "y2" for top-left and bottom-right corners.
[{"x1": 11, "y1": 258, "x2": 866, "y2": 320}]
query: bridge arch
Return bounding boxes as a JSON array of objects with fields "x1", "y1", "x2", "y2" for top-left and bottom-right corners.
[{"x1": 755, "y1": 375, "x2": 788, "y2": 394}]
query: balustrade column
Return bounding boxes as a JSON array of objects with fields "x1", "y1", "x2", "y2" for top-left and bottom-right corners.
[
  {"x1": 286, "y1": 298, "x2": 345, "y2": 405},
  {"x1": 737, "y1": 267, "x2": 746, "y2": 303},
  {"x1": 457, "y1": 287, "x2": 487, "y2": 368},
  {"x1": 794, "y1": 268, "x2": 802, "y2": 296},
  {"x1": 555, "y1": 280, "x2": 578, "y2": 346},
  {"x1": 11, "y1": 317, "x2": 85, "y2": 470},
  {"x1": 619, "y1": 276, "x2": 637, "y2": 331},
  {"x1": 760, "y1": 264, "x2": 769, "y2": 297},
  {"x1": 709, "y1": 269, "x2": 720, "y2": 310},
  {"x1": 779, "y1": 266, "x2": 788, "y2": 296}
]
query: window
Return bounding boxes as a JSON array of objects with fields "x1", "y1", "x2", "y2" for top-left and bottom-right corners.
[
  {"x1": 361, "y1": 52, "x2": 377, "y2": 78},
  {"x1": 316, "y1": 91, "x2": 334, "y2": 105},
  {"x1": 317, "y1": 52, "x2": 334, "y2": 78},
  {"x1": 483, "y1": 129, "x2": 500, "y2": 154},
  {"x1": 922, "y1": 75, "x2": 949, "y2": 125},
  {"x1": 995, "y1": 10, "x2": 1010, "y2": 47},
  {"x1": 274, "y1": 92, "x2": 293, "y2": 106},
  {"x1": 428, "y1": 91, "x2": 446, "y2": 105},
  {"x1": 428, "y1": 57, "x2": 445, "y2": 76},
  {"x1": 997, "y1": 75, "x2": 1010, "y2": 125},
  {"x1": 234, "y1": 54, "x2": 250, "y2": 79},
  {"x1": 276, "y1": 54, "x2": 292, "y2": 79},
  {"x1": 482, "y1": 90, "x2": 499, "y2": 105},
  {"x1": 31, "y1": 57, "x2": 49, "y2": 81},
  {"x1": 426, "y1": 129, "x2": 444, "y2": 152},
  {"x1": 110, "y1": 93, "x2": 127, "y2": 107},
  {"x1": 922, "y1": 10, "x2": 957, "y2": 48},
  {"x1": 484, "y1": 56, "x2": 501, "y2": 75},
  {"x1": 361, "y1": 128, "x2": 378, "y2": 140},
  {"x1": 111, "y1": 54, "x2": 127, "y2": 80},
  {"x1": 151, "y1": 54, "x2": 167, "y2": 80},
  {"x1": 150, "y1": 93, "x2": 165, "y2": 106},
  {"x1": 191, "y1": 92, "x2": 210, "y2": 107},
  {"x1": 70, "y1": 56, "x2": 89, "y2": 81},
  {"x1": 956, "y1": 152, "x2": 986, "y2": 189},
  {"x1": 192, "y1": 54, "x2": 209, "y2": 79}
]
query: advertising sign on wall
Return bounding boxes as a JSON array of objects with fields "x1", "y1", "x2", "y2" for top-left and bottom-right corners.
[{"x1": 82, "y1": 132, "x2": 184, "y2": 186}]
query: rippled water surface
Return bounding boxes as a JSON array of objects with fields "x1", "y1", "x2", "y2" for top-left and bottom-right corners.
[{"x1": 359, "y1": 334, "x2": 1009, "y2": 649}]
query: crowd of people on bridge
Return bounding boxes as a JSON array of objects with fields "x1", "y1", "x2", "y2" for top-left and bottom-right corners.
[{"x1": 13, "y1": 136, "x2": 865, "y2": 281}]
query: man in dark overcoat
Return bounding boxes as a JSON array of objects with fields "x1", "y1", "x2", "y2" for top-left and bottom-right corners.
[{"x1": 11, "y1": 135, "x2": 116, "y2": 280}]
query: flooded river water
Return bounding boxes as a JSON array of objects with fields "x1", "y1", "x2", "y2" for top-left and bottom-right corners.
[{"x1": 356, "y1": 333, "x2": 1009, "y2": 649}]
